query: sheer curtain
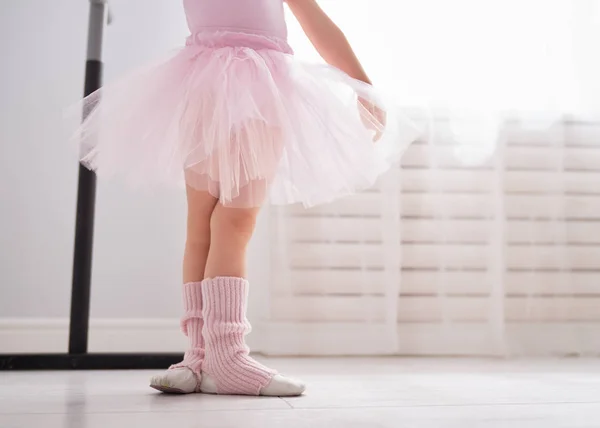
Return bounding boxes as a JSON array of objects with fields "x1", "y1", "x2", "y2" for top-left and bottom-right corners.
[{"x1": 255, "y1": 0, "x2": 600, "y2": 356}]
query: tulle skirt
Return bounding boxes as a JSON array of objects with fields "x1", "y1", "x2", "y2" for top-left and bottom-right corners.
[{"x1": 71, "y1": 30, "x2": 420, "y2": 207}]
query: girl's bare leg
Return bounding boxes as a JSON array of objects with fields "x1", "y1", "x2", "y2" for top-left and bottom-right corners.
[
  {"x1": 183, "y1": 186, "x2": 219, "y2": 283},
  {"x1": 203, "y1": 204, "x2": 259, "y2": 279}
]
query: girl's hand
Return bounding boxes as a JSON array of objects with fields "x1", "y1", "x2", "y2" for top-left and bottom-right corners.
[{"x1": 358, "y1": 97, "x2": 386, "y2": 142}]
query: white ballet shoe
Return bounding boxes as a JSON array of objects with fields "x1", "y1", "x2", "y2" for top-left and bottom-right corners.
[
  {"x1": 149, "y1": 367, "x2": 201, "y2": 394},
  {"x1": 200, "y1": 373, "x2": 306, "y2": 396},
  {"x1": 260, "y1": 374, "x2": 306, "y2": 396}
]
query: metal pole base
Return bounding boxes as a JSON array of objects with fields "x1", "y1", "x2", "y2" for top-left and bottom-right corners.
[{"x1": 0, "y1": 353, "x2": 183, "y2": 370}]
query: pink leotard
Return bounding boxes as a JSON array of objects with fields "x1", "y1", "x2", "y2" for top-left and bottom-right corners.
[{"x1": 183, "y1": 0, "x2": 291, "y2": 52}]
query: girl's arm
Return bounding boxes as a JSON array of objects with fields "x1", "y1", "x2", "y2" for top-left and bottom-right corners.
[{"x1": 286, "y1": 0, "x2": 372, "y2": 85}]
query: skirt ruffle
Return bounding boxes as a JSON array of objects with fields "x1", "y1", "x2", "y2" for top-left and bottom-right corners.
[{"x1": 71, "y1": 31, "x2": 420, "y2": 207}]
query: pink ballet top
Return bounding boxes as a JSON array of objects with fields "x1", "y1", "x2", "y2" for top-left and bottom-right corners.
[{"x1": 183, "y1": 0, "x2": 292, "y2": 53}]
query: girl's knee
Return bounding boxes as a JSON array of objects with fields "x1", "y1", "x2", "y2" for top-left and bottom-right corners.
[{"x1": 211, "y1": 206, "x2": 258, "y2": 237}]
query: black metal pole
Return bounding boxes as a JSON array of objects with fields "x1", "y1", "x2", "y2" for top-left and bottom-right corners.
[{"x1": 68, "y1": 0, "x2": 108, "y2": 354}]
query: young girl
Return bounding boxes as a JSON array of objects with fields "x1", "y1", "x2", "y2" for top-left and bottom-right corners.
[{"x1": 75, "y1": 0, "x2": 418, "y2": 396}]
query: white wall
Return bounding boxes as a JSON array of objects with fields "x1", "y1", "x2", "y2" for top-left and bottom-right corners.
[{"x1": 0, "y1": 0, "x2": 270, "y2": 352}]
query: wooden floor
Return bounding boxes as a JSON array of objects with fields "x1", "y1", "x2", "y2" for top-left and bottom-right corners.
[{"x1": 1, "y1": 357, "x2": 599, "y2": 427}]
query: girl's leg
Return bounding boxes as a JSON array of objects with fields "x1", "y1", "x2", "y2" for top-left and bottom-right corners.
[
  {"x1": 183, "y1": 185, "x2": 219, "y2": 282},
  {"x1": 150, "y1": 187, "x2": 217, "y2": 394},
  {"x1": 203, "y1": 203, "x2": 259, "y2": 279},
  {"x1": 199, "y1": 203, "x2": 305, "y2": 396}
]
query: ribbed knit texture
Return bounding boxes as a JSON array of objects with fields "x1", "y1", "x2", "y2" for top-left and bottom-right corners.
[
  {"x1": 169, "y1": 281, "x2": 204, "y2": 374},
  {"x1": 202, "y1": 277, "x2": 276, "y2": 395}
]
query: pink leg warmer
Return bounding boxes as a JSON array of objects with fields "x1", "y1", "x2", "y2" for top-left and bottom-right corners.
[
  {"x1": 170, "y1": 281, "x2": 204, "y2": 374},
  {"x1": 201, "y1": 277, "x2": 276, "y2": 395}
]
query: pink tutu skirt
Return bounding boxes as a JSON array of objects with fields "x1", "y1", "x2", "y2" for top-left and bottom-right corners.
[{"x1": 72, "y1": 30, "x2": 420, "y2": 207}]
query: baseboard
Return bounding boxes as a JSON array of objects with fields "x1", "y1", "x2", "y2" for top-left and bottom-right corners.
[
  {"x1": 257, "y1": 322, "x2": 600, "y2": 357},
  {"x1": 2, "y1": 318, "x2": 599, "y2": 356},
  {"x1": 0, "y1": 318, "x2": 185, "y2": 353}
]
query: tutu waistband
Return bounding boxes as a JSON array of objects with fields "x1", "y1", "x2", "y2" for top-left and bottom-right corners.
[{"x1": 185, "y1": 29, "x2": 293, "y2": 54}]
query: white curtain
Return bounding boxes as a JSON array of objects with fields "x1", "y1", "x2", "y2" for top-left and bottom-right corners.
[{"x1": 255, "y1": 0, "x2": 600, "y2": 356}]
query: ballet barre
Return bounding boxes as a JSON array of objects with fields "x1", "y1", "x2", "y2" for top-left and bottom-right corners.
[{"x1": 0, "y1": 0, "x2": 181, "y2": 370}]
